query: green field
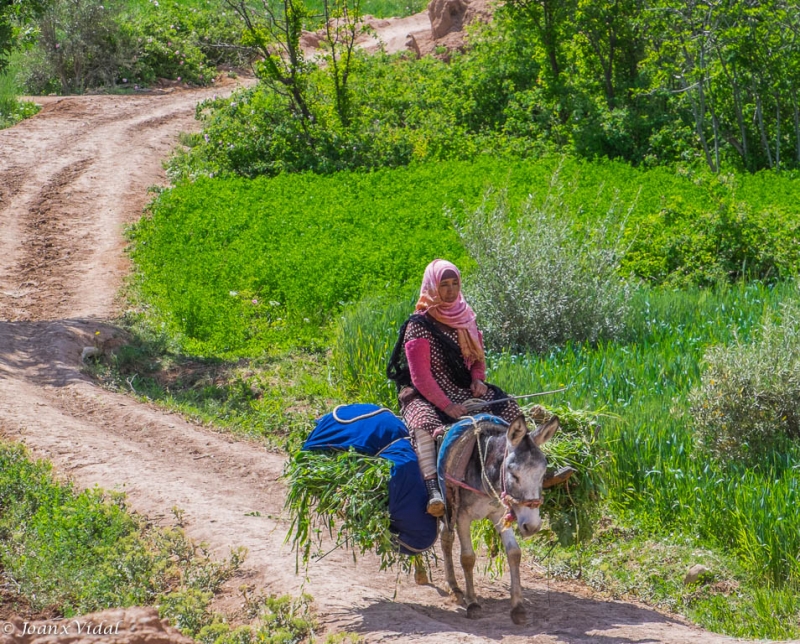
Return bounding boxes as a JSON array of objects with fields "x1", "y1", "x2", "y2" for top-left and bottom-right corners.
[{"x1": 131, "y1": 156, "x2": 800, "y2": 356}]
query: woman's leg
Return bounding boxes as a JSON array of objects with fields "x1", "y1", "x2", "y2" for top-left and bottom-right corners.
[
  {"x1": 402, "y1": 398, "x2": 446, "y2": 517},
  {"x1": 414, "y1": 427, "x2": 438, "y2": 480}
]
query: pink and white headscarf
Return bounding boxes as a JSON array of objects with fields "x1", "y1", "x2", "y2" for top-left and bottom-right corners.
[{"x1": 415, "y1": 259, "x2": 485, "y2": 368}]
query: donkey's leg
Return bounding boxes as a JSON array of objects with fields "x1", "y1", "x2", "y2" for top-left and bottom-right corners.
[
  {"x1": 440, "y1": 523, "x2": 462, "y2": 599},
  {"x1": 413, "y1": 555, "x2": 428, "y2": 585},
  {"x1": 456, "y1": 516, "x2": 481, "y2": 618},
  {"x1": 500, "y1": 528, "x2": 526, "y2": 625}
]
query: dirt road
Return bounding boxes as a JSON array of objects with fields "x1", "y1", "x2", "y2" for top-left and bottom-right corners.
[{"x1": 0, "y1": 85, "x2": 761, "y2": 643}]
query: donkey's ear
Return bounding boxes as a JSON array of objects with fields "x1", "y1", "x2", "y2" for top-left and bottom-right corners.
[
  {"x1": 531, "y1": 416, "x2": 559, "y2": 447},
  {"x1": 506, "y1": 415, "x2": 528, "y2": 449}
]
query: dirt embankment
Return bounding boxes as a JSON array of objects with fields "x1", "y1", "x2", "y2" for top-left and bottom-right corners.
[{"x1": 0, "y1": 19, "x2": 764, "y2": 644}]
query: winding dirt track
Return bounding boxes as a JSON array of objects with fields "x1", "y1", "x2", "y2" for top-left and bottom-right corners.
[{"x1": 0, "y1": 86, "x2": 771, "y2": 643}]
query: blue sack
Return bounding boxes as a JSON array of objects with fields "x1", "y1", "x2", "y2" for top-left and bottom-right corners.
[{"x1": 303, "y1": 403, "x2": 438, "y2": 555}]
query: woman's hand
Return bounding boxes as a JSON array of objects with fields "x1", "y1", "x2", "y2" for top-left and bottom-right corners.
[
  {"x1": 444, "y1": 403, "x2": 468, "y2": 419},
  {"x1": 471, "y1": 379, "x2": 488, "y2": 397}
]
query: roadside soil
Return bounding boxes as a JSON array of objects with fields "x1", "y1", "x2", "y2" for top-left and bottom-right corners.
[{"x1": 0, "y1": 71, "x2": 776, "y2": 644}]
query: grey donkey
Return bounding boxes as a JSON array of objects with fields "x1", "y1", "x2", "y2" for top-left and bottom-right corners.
[{"x1": 424, "y1": 415, "x2": 560, "y2": 624}]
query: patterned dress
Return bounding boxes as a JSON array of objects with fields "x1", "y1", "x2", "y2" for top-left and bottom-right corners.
[{"x1": 400, "y1": 315, "x2": 522, "y2": 447}]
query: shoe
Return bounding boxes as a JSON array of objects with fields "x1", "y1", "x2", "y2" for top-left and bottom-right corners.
[
  {"x1": 425, "y1": 478, "x2": 445, "y2": 517},
  {"x1": 543, "y1": 466, "x2": 577, "y2": 489}
]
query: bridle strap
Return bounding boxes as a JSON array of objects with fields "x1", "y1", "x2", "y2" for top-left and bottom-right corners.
[
  {"x1": 469, "y1": 418, "x2": 543, "y2": 512},
  {"x1": 445, "y1": 473, "x2": 488, "y2": 496}
]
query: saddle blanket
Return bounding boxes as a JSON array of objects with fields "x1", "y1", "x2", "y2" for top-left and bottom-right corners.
[{"x1": 436, "y1": 414, "x2": 509, "y2": 508}]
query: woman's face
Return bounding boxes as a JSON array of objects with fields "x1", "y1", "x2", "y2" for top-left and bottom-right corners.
[{"x1": 438, "y1": 276, "x2": 460, "y2": 304}]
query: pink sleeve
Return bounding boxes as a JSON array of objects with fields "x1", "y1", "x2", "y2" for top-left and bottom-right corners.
[
  {"x1": 470, "y1": 360, "x2": 486, "y2": 381},
  {"x1": 405, "y1": 338, "x2": 452, "y2": 411}
]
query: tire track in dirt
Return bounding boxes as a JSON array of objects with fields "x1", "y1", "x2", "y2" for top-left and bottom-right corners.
[
  {"x1": 11, "y1": 159, "x2": 93, "y2": 320},
  {"x1": 0, "y1": 86, "x2": 768, "y2": 643}
]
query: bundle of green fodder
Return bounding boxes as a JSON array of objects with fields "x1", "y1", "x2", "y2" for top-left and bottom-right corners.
[
  {"x1": 284, "y1": 449, "x2": 404, "y2": 571},
  {"x1": 527, "y1": 405, "x2": 606, "y2": 545}
]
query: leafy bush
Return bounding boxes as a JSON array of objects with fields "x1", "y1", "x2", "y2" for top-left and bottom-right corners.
[
  {"x1": 122, "y1": 0, "x2": 246, "y2": 87},
  {"x1": 690, "y1": 295, "x2": 800, "y2": 466},
  {"x1": 25, "y1": 0, "x2": 138, "y2": 94},
  {"x1": 17, "y1": 0, "x2": 246, "y2": 93},
  {"x1": 166, "y1": 53, "x2": 475, "y2": 180},
  {"x1": 453, "y1": 182, "x2": 632, "y2": 354},
  {"x1": 0, "y1": 66, "x2": 40, "y2": 128}
]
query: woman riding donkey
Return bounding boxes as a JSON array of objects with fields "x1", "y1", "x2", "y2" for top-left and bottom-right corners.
[{"x1": 387, "y1": 259, "x2": 533, "y2": 517}]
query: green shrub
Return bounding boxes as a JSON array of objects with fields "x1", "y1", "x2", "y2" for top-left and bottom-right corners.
[
  {"x1": 690, "y1": 295, "x2": 800, "y2": 466},
  {"x1": 0, "y1": 63, "x2": 40, "y2": 128},
  {"x1": 17, "y1": 0, "x2": 245, "y2": 93},
  {"x1": 453, "y1": 183, "x2": 632, "y2": 354},
  {"x1": 195, "y1": 593, "x2": 315, "y2": 644},
  {"x1": 24, "y1": 0, "x2": 140, "y2": 94},
  {"x1": 122, "y1": 0, "x2": 246, "y2": 86}
]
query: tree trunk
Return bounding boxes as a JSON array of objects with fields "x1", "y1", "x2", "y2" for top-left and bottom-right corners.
[
  {"x1": 755, "y1": 90, "x2": 773, "y2": 168},
  {"x1": 775, "y1": 95, "x2": 781, "y2": 170},
  {"x1": 791, "y1": 90, "x2": 800, "y2": 165}
]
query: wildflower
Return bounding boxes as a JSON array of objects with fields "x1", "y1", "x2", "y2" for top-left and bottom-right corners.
[
  {"x1": 179, "y1": 61, "x2": 184, "y2": 65},
  {"x1": 176, "y1": 76, "x2": 181, "y2": 81},
  {"x1": 252, "y1": 298, "x2": 258, "y2": 305},
  {"x1": 122, "y1": 78, "x2": 128, "y2": 83},
  {"x1": 175, "y1": 50, "x2": 180, "y2": 55},
  {"x1": 229, "y1": 291, "x2": 238, "y2": 296},
  {"x1": 204, "y1": 134, "x2": 209, "y2": 143}
]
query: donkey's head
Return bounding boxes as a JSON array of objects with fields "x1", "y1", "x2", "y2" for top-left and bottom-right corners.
[{"x1": 501, "y1": 415, "x2": 559, "y2": 538}]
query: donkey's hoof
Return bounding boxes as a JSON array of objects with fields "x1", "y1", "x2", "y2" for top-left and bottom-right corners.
[
  {"x1": 510, "y1": 604, "x2": 527, "y2": 625},
  {"x1": 466, "y1": 602, "x2": 482, "y2": 619}
]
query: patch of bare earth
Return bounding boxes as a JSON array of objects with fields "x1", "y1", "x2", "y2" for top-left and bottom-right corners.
[{"x1": 0, "y1": 18, "x2": 765, "y2": 644}]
